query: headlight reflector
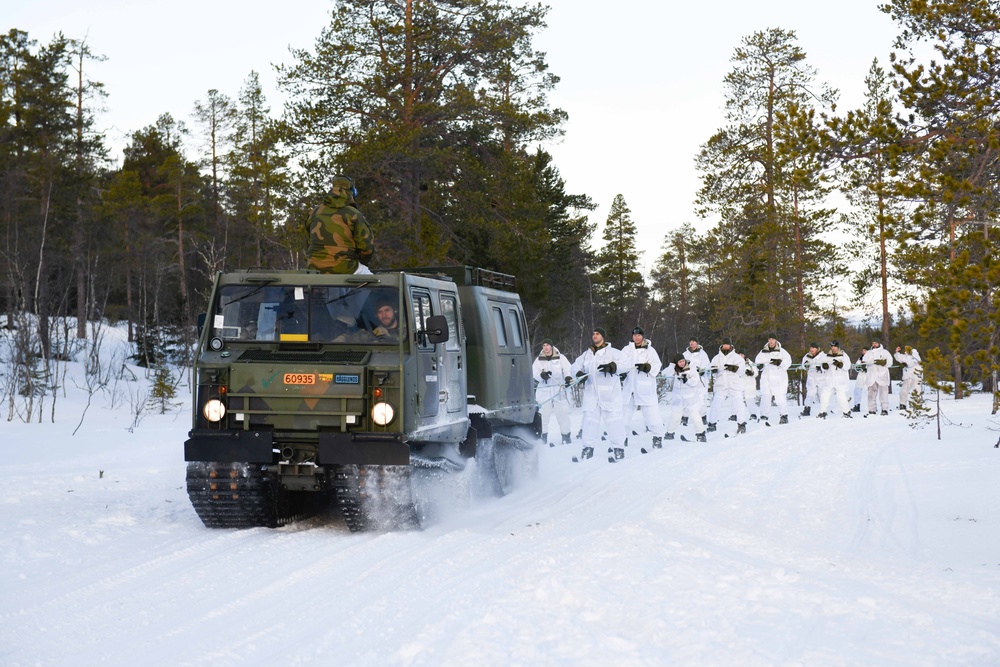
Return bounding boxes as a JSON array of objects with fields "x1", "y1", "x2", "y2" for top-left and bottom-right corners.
[
  {"x1": 203, "y1": 398, "x2": 226, "y2": 422},
  {"x1": 371, "y1": 401, "x2": 395, "y2": 426}
]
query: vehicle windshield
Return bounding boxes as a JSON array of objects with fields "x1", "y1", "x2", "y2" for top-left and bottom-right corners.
[{"x1": 210, "y1": 284, "x2": 403, "y2": 344}]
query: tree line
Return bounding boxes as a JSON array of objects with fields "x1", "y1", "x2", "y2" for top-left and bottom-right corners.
[
  {"x1": 602, "y1": 2, "x2": 999, "y2": 404},
  {"x1": 2, "y1": 0, "x2": 998, "y2": 421}
]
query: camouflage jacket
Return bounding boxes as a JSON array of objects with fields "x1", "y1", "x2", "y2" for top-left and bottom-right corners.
[{"x1": 304, "y1": 186, "x2": 375, "y2": 273}]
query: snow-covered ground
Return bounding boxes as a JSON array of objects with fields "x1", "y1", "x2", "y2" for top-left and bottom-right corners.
[{"x1": 3, "y1": 330, "x2": 1000, "y2": 666}]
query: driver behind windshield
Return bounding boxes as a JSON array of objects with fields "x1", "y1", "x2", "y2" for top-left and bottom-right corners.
[{"x1": 373, "y1": 302, "x2": 399, "y2": 341}]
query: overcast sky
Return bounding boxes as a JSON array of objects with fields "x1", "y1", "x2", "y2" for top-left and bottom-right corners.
[{"x1": 10, "y1": 1, "x2": 900, "y2": 268}]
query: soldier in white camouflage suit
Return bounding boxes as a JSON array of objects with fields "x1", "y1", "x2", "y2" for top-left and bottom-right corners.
[
  {"x1": 621, "y1": 326, "x2": 666, "y2": 447},
  {"x1": 863, "y1": 340, "x2": 893, "y2": 415},
  {"x1": 800, "y1": 343, "x2": 822, "y2": 417},
  {"x1": 532, "y1": 339, "x2": 573, "y2": 446},
  {"x1": 894, "y1": 345, "x2": 923, "y2": 410},
  {"x1": 570, "y1": 328, "x2": 626, "y2": 462},
  {"x1": 683, "y1": 337, "x2": 712, "y2": 426},
  {"x1": 754, "y1": 334, "x2": 792, "y2": 425}
]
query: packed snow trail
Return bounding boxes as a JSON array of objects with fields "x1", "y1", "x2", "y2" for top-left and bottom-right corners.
[{"x1": 3, "y1": 396, "x2": 1000, "y2": 666}]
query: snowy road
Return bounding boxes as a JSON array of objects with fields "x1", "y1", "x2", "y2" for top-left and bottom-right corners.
[{"x1": 3, "y1": 398, "x2": 1000, "y2": 666}]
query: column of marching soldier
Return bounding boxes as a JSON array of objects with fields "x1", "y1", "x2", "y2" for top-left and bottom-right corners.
[{"x1": 532, "y1": 329, "x2": 924, "y2": 462}]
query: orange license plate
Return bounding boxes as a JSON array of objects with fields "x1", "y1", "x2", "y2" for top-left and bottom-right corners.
[{"x1": 283, "y1": 373, "x2": 316, "y2": 385}]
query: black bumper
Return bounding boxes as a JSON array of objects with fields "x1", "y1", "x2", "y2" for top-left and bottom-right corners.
[
  {"x1": 184, "y1": 429, "x2": 409, "y2": 466},
  {"x1": 318, "y1": 432, "x2": 409, "y2": 466},
  {"x1": 185, "y1": 429, "x2": 274, "y2": 463}
]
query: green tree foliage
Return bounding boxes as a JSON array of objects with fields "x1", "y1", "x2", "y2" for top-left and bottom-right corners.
[
  {"x1": 828, "y1": 59, "x2": 908, "y2": 346},
  {"x1": 882, "y1": 0, "x2": 1000, "y2": 396},
  {"x1": 278, "y1": 0, "x2": 569, "y2": 268},
  {"x1": 118, "y1": 115, "x2": 212, "y2": 356},
  {"x1": 277, "y1": 0, "x2": 591, "y2": 339},
  {"x1": 650, "y1": 223, "x2": 705, "y2": 355},
  {"x1": 224, "y1": 72, "x2": 293, "y2": 271},
  {"x1": 520, "y1": 150, "x2": 595, "y2": 348},
  {"x1": 695, "y1": 28, "x2": 837, "y2": 349},
  {"x1": 192, "y1": 87, "x2": 235, "y2": 274},
  {"x1": 592, "y1": 194, "x2": 644, "y2": 341},
  {"x1": 0, "y1": 30, "x2": 108, "y2": 361},
  {"x1": 913, "y1": 242, "x2": 1000, "y2": 398}
]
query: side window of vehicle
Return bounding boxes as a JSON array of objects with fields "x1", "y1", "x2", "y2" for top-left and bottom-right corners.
[
  {"x1": 507, "y1": 307, "x2": 523, "y2": 349},
  {"x1": 440, "y1": 293, "x2": 461, "y2": 351},
  {"x1": 492, "y1": 306, "x2": 507, "y2": 348},
  {"x1": 411, "y1": 290, "x2": 433, "y2": 350}
]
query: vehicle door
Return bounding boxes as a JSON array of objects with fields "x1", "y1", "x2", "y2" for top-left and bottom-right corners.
[
  {"x1": 438, "y1": 291, "x2": 466, "y2": 415},
  {"x1": 410, "y1": 289, "x2": 438, "y2": 418}
]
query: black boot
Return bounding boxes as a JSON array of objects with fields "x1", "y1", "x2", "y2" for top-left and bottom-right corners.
[
  {"x1": 852, "y1": 404, "x2": 861, "y2": 413},
  {"x1": 779, "y1": 414, "x2": 788, "y2": 425},
  {"x1": 843, "y1": 411, "x2": 852, "y2": 419},
  {"x1": 728, "y1": 414, "x2": 737, "y2": 421},
  {"x1": 614, "y1": 447, "x2": 625, "y2": 460},
  {"x1": 702, "y1": 415, "x2": 708, "y2": 425},
  {"x1": 881, "y1": 410, "x2": 888, "y2": 416},
  {"x1": 737, "y1": 422, "x2": 746, "y2": 434},
  {"x1": 652, "y1": 436, "x2": 663, "y2": 449},
  {"x1": 707, "y1": 422, "x2": 717, "y2": 432},
  {"x1": 562, "y1": 433, "x2": 572, "y2": 445},
  {"x1": 664, "y1": 432, "x2": 675, "y2": 441},
  {"x1": 818, "y1": 412, "x2": 827, "y2": 419},
  {"x1": 800, "y1": 405, "x2": 811, "y2": 417},
  {"x1": 581, "y1": 446, "x2": 594, "y2": 459},
  {"x1": 695, "y1": 431, "x2": 707, "y2": 442},
  {"x1": 681, "y1": 416, "x2": 688, "y2": 427}
]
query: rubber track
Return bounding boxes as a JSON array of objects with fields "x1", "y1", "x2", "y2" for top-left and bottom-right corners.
[
  {"x1": 332, "y1": 465, "x2": 419, "y2": 533},
  {"x1": 186, "y1": 462, "x2": 306, "y2": 529}
]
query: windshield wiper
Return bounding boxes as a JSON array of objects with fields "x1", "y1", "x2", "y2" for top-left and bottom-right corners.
[
  {"x1": 325, "y1": 281, "x2": 371, "y2": 305},
  {"x1": 224, "y1": 279, "x2": 277, "y2": 306}
]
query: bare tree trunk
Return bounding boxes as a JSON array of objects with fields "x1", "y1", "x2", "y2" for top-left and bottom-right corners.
[
  {"x1": 35, "y1": 183, "x2": 52, "y2": 361},
  {"x1": 878, "y1": 192, "x2": 890, "y2": 346}
]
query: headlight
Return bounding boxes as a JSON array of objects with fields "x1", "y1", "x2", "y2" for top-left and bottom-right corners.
[
  {"x1": 371, "y1": 401, "x2": 395, "y2": 426},
  {"x1": 203, "y1": 398, "x2": 227, "y2": 422}
]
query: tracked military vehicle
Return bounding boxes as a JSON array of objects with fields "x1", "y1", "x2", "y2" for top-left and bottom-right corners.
[{"x1": 184, "y1": 266, "x2": 540, "y2": 531}]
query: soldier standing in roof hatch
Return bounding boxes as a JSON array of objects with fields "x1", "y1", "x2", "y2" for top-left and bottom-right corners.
[{"x1": 304, "y1": 175, "x2": 375, "y2": 274}]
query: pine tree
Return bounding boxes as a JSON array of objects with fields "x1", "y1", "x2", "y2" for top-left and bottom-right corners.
[
  {"x1": 883, "y1": 0, "x2": 1000, "y2": 397},
  {"x1": 192, "y1": 88, "x2": 235, "y2": 273},
  {"x1": 66, "y1": 36, "x2": 109, "y2": 340},
  {"x1": 650, "y1": 223, "x2": 702, "y2": 354},
  {"x1": 519, "y1": 150, "x2": 595, "y2": 347},
  {"x1": 829, "y1": 59, "x2": 907, "y2": 347},
  {"x1": 914, "y1": 242, "x2": 1000, "y2": 399},
  {"x1": 592, "y1": 194, "x2": 644, "y2": 341},
  {"x1": 225, "y1": 72, "x2": 292, "y2": 270},
  {"x1": 147, "y1": 360, "x2": 179, "y2": 415},
  {"x1": 695, "y1": 28, "x2": 837, "y2": 347},
  {"x1": 278, "y1": 0, "x2": 566, "y2": 268}
]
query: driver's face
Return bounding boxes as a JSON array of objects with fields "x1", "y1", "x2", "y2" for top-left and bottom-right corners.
[{"x1": 377, "y1": 305, "x2": 396, "y2": 327}]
